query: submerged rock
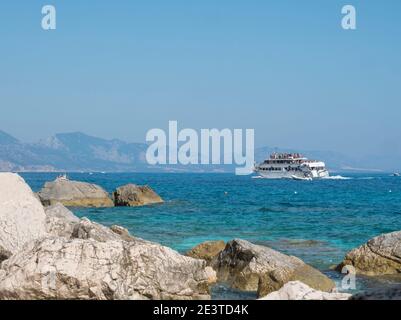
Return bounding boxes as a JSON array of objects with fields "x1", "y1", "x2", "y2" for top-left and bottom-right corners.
[
  {"x1": 0, "y1": 237, "x2": 211, "y2": 300},
  {"x1": 38, "y1": 177, "x2": 114, "y2": 207},
  {"x1": 112, "y1": 184, "x2": 163, "y2": 207},
  {"x1": 186, "y1": 241, "x2": 226, "y2": 264},
  {"x1": 336, "y1": 231, "x2": 401, "y2": 276},
  {"x1": 213, "y1": 239, "x2": 335, "y2": 297},
  {"x1": 0, "y1": 173, "x2": 47, "y2": 255},
  {"x1": 351, "y1": 285, "x2": 401, "y2": 300},
  {"x1": 259, "y1": 281, "x2": 351, "y2": 300}
]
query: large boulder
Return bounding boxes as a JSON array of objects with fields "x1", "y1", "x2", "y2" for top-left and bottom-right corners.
[
  {"x1": 259, "y1": 281, "x2": 351, "y2": 300},
  {"x1": 112, "y1": 184, "x2": 163, "y2": 207},
  {"x1": 336, "y1": 231, "x2": 401, "y2": 276},
  {"x1": 186, "y1": 241, "x2": 226, "y2": 264},
  {"x1": 45, "y1": 203, "x2": 80, "y2": 238},
  {"x1": 0, "y1": 173, "x2": 47, "y2": 255},
  {"x1": 0, "y1": 237, "x2": 211, "y2": 300},
  {"x1": 213, "y1": 239, "x2": 335, "y2": 296},
  {"x1": 38, "y1": 176, "x2": 114, "y2": 207}
]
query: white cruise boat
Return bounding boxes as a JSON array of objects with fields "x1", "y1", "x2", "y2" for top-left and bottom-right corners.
[{"x1": 254, "y1": 153, "x2": 329, "y2": 180}]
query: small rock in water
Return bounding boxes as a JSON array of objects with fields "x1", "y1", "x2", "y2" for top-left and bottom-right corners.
[
  {"x1": 38, "y1": 177, "x2": 114, "y2": 207},
  {"x1": 113, "y1": 184, "x2": 163, "y2": 207}
]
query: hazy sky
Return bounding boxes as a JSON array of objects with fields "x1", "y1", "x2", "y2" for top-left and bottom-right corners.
[{"x1": 1, "y1": 0, "x2": 400, "y2": 156}]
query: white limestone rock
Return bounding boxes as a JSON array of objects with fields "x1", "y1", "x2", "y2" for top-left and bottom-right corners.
[
  {"x1": 0, "y1": 173, "x2": 47, "y2": 255},
  {"x1": 45, "y1": 203, "x2": 80, "y2": 238},
  {"x1": 71, "y1": 218, "x2": 124, "y2": 242},
  {"x1": 0, "y1": 237, "x2": 211, "y2": 300},
  {"x1": 259, "y1": 281, "x2": 351, "y2": 300}
]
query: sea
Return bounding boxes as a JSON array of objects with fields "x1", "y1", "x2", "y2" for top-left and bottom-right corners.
[{"x1": 21, "y1": 172, "x2": 401, "y2": 299}]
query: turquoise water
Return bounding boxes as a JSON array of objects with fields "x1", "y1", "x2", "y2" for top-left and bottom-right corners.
[{"x1": 22, "y1": 172, "x2": 401, "y2": 297}]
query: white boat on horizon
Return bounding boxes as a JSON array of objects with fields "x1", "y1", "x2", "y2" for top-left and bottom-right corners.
[{"x1": 254, "y1": 152, "x2": 329, "y2": 180}]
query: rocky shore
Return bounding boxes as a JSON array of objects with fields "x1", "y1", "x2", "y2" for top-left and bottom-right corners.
[
  {"x1": 1, "y1": 172, "x2": 401, "y2": 300},
  {"x1": 186, "y1": 239, "x2": 335, "y2": 297},
  {"x1": 0, "y1": 173, "x2": 208, "y2": 300}
]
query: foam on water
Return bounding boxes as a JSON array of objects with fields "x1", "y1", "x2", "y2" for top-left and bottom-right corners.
[{"x1": 322, "y1": 175, "x2": 352, "y2": 180}]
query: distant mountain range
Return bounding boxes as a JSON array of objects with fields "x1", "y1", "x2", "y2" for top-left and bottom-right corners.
[{"x1": 0, "y1": 130, "x2": 397, "y2": 173}]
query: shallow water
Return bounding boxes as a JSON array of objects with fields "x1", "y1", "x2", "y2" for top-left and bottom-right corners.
[{"x1": 22, "y1": 172, "x2": 401, "y2": 298}]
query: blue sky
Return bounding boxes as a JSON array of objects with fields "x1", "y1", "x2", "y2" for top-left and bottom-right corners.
[{"x1": 0, "y1": 0, "x2": 400, "y2": 157}]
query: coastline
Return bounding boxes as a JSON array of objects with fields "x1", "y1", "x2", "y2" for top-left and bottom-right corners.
[{"x1": 1, "y1": 172, "x2": 400, "y2": 300}]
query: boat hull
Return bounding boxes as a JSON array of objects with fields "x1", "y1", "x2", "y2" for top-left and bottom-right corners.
[{"x1": 256, "y1": 169, "x2": 329, "y2": 179}]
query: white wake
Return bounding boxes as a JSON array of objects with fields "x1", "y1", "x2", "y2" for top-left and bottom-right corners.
[{"x1": 322, "y1": 175, "x2": 352, "y2": 180}]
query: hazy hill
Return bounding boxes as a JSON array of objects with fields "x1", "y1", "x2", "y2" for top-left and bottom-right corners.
[
  {"x1": 0, "y1": 130, "x2": 395, "y2": 172},
  {"x1": 0, "y1": 130, "x2": 19, "y2": 145}
]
